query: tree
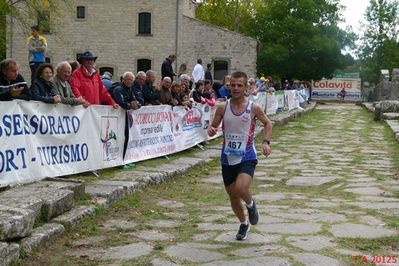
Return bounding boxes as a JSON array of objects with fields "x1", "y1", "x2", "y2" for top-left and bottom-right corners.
[
  {"x1": 196, "y1": 0, "x2": 260, "y2": 32},
  {"x1": 196, "y1": 0, "x2": 355, "y2": 81},
  {"x1": 0, "y1": 0, "x2": 71, "y2": 60},
  {"x1": 358, "y1": 0, "x2": 399, "y2": 83}
]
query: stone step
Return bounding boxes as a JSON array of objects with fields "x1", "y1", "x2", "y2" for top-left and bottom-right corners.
[
  {"x1": 36, "y1": 178, "x2": 85, "y2": 199},
  {"x1": 0, "y1": 242, "x2": 19, "y2": 266},
  {"x1": 85, "y1": 183, "x2": 129, "y2": 206},
  {"x1": 0, "y1": 187, "x2": 74, "y2": 222},
  {"x1": 52, "y1": 205, "x2": 97, "y2": 230},
  {"x1": 19, "y1": 223, "x2": 64, "y2": 255},
  {"x1": 382, "y1": 112, "x2": 399, "y2": 120},
  {"x1": 0, "y1": 205, "x2": 36, "y2": 241}
]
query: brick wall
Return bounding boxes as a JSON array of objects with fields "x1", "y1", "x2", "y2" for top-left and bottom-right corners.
[{"x1": 7, "y1": 0, "x2": 256, "y2": 84}]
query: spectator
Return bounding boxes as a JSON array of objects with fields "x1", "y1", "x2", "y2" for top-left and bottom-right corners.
[
  {"x1": 204, "y1": 80, "x2": 217, "y2": 100},
  {"x1": 338, "y1": 88, "x2": 346, "y2": 103},
  {"x1": 202, "y1": 81, "x2": 216, "y2": 107},
  {"x1": 292, "y1": 80, "x2": 299, "y2": 90},
  {"x1": 205, "y1": 63, "x2": 213, "y2": 82},
  {"x1": 132, "y1": 71, "x2": 146, "y2": 106},
  {"x1": 171, "y1": 82, "x2": 182, "y2": 105},
  {"x1": 161, "y1": 54, "x2": 176, "y2": 80},
  {"x1": 180, "y1": 93, "x2": 192, "y2": 110},
  {"x1": 112, "y1": 72, "x2": 140, "y2": 110},
  {"x1": 69, "y1": 60, "x2": 80, "y2": 74},
  {"x1": 27, "y1": 25, "x2": 47, "y2": 83},
  {"x1": 30, "y1": 63, "x2": 61, "y2": 104},
  {"x1": 52, "y1": 61, "x2": 89, "y2": 107},
  {"x1": 159, "y1": 77, "x2": 178, "y2": 106},
  {"x1": 219, "y1": 75, "x2": 231, "y2": 99},
  {"x1": 282, "y1": 79, "x2": 291, "y2": 90},
  {"x1": 181, "y1": 83, "x2": 189, "y2": 95},
  {"x1": 212, "y1": 81, "x2": 222, "y2": 98},
  {"x1": 143, "y1": 70, "x2": 160, "y2": 105},
  {"x1": 0, "y1": 58, "x2": 31, "y2": 101},
  {"x1": 256, "y1": 76, "x2": 266, "y2": 92},
  {"x1": 179, "y1": 74, "x2": 192, "y2": 93},
  {"x1": 191, "y1": 80, "x2": 205, "y2": 104},
  {"x1": 192, "y1": 58, "x2": 204, "y2": 83},
  {"x1": 70, "y1": 51, "x2": 119, "y2": 108},
  {"x1": 248, "y1": 78, "x2": 258, "y2": 95},
  {"x1": 177, "y1": 63, "x2": 187, "y2": 78},
  {"x1": 102, "y1": 71, "x2": 113, "y2": 91}
]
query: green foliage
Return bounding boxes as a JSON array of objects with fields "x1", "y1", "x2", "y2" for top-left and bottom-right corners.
[
  {"x1": 358, "y1": 0, "x2": 399, "y2": 83},
  {"x1": 196, "y1": 0, "x2": 260, "y2": 32},
  {"x1": 196, "y1": 0, "x2": 355, "y2": 80}
]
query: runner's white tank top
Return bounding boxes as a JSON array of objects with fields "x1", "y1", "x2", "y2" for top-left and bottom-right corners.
[{"x1": 221, "y1": 99, "x2": 256, "y2": 165}]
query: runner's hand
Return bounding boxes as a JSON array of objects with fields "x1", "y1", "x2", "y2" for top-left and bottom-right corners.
[
  {"x1": 207, "y1": 126, "x2": 217, "y2": 137},
  {"x1": 262, "y1": 143, "x2": 271, "y2": 157}
]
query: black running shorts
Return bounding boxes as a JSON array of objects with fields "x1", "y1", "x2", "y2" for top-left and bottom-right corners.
[{"x1": 221, "y1": 160, "x2": 258, "y2": 187}]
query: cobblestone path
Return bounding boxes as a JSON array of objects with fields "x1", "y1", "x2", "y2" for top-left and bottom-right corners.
[{"x1": 21, "y1": 103, "x2": 399, "y2": 266}]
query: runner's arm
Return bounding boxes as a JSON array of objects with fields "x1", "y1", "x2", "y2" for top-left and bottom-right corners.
[
  {"x1": 207, "y1": 102, "x2": 225, "y2": 137},
  {"x1": 253, "y1": 104, "x2": 272, "y2": 156}
]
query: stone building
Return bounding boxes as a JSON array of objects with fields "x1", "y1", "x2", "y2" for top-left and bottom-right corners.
[{"x1": 7, "y1": 0, "x2": 257, "y2": 83}]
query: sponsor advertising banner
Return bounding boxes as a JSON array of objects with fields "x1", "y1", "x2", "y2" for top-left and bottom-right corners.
[
  {"x1": 0, "y1": 101, "x2": 125, "y2": 187},
  {"x1": 285, "y1": 90, "x2": 297, "y2": 110},
  {"x1": 311, "y1": 79, "x2": 361, "y2": 101},
  {"x1": 266, "y1": 93, "x2": 278, "y2": 115},
  {"x1": 124, "y1": 105, "x2": 175, "y2": 162},
  {"x1": 124, "y1": 103, "x2": 222, "y2": 164},
  {"x1": 275, "y1": 91, "x2": 285, "y2": 109},
  {"x1": 249, "y1": 92, "x2": 267, "y2": 113},
  {"x1": 3, "y1": 95, "x2": 285, "y2": 186}
]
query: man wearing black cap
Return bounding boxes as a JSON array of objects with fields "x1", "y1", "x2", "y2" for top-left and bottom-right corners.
[{"x1": 70, "y1": 51, "x2": 119, "y2": 108}]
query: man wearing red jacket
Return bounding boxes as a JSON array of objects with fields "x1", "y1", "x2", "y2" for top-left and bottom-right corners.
[{"x1": 70, "y1": 51, "x2": 119, "y2": 108}]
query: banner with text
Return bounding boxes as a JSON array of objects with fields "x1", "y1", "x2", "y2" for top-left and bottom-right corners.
[
  {"x1": 311, "y1": 79, "x2": 361, "y2": 101},
  {"x1": 124, "y1": 103, "x2": 221, "y2": 163},
  {"x1": 0, "y1": 101, "x2": 125, "y2": 187}
]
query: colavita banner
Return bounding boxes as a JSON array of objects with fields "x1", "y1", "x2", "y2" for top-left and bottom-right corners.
[
  {"x1": 0, "y1": 101, "x2": 125, "y2": 187},
  {"x1": 311, "y1": 79, "x2": 361, "y2": 101}
]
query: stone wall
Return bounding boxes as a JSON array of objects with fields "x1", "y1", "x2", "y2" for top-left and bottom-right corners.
[
  {"x1": 6, "y1": 0, "x2": 257, "y2": 83},
  {"x1": 370, "y1": 70, "x2": 399, "y2": 101},
  {"x1": 181, "y1": 16, "x2": 257, "y2": 80}
]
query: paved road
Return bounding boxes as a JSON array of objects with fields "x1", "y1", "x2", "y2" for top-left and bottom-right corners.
[{"x1": 21, "y1": 103, "x2": 399, "y2": 266}]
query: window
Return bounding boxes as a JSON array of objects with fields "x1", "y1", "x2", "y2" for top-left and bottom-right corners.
[
  {"x1": 77, "y1": 6, "x2": 86, "y2": 19},
  {"x1": 214, "y1": 60, "x2": 229, "y2": 81},
  {"x1": 38, "y1": 10, "x2": 51, "y2": 33},
  {"x1": 137, "y1": 59, "x2": 151, "y2": 73},
  {"x1": 99, "y1": 67, "x2": 114, "y2": 76},
  {"x1": 138, "y1": 12, "x2": 151, "y2": 35}
]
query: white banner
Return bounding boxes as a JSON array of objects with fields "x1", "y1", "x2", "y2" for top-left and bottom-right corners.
[
  {"x1": 266, "y1": 93, "x2": 277, "y2": 115},
  {"x1": 249, "y1": 92, "x2": 267, "y2": 113},
  {"x1": 0, "y1": 101, "x2": 125, "y2": 187},
  {"x1": 124, "y1": 105, "x2": 175, "y2": 162},
  {"x1": 275, "y1": 91, "x2": 285, "y2": 109},
  {"x1": 285, "y1": 90, "x2": 297, "y2": 110},
  {"x1": 124, "y1": 103, "x2": 221, "y2": 163},
  {"x1": 311, "y1": 78, "x2": 361, "y2": 101}
]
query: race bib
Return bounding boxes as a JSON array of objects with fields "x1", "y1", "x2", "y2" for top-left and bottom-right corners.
[{"x1": 224, "y1": 133, "x2": 246, "y2": 156}]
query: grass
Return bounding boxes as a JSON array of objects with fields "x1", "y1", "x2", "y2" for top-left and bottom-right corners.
[{"x1": 15, "y1": 104, "x2": 399, "y2": 266}]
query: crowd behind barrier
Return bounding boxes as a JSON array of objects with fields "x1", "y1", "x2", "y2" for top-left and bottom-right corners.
[
  {"x1": 0, "y1": 88, "x2": 308, "y2": 187},
  {"x1": 1, "y1": 34, "x2": 313, "y2": 187}
]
